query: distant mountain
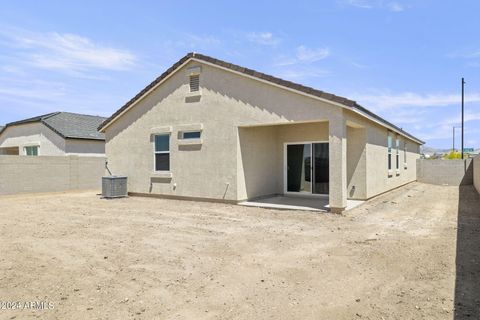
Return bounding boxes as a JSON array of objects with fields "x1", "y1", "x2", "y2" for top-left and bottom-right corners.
[
  {"x1": 420, "y1": 146, "x2": 451, "y2": 155},
  {"x1": 420, "y1": 146, "x2": 479, "y2": 156}
]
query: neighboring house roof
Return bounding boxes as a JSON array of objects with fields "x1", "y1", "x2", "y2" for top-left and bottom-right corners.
[
  {"x1": 98, "y1": 52, "x2": 424, "y2": 145},
  {"x1": 0, "y1": 112, "x2": 106, "y2": 140}
]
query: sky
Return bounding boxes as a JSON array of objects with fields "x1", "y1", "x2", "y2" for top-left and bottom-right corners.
[{"x1": 0, "y1": 0, "x2": 479, "y2": 149}]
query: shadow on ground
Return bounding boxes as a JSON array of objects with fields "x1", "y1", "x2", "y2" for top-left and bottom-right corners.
[{"x1": 455, "y1": 185, "x2": 480, "y2": 319}]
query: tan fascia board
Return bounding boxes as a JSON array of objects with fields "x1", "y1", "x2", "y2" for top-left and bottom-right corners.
[{"x1": 100, "y1": 57, "x2": 423, "y2": 145}]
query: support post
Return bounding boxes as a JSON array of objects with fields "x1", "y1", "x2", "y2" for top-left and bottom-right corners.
[{"x1": 329, "y1": 118, "x2": 347, "y2": 213}]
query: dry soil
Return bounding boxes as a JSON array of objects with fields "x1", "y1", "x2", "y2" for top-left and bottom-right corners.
[{"x1": 0, "y1": 182, "x2": 479, "y2": 319}]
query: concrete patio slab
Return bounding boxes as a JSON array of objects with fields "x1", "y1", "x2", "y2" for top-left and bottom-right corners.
[{"x1": 238, "y1": 196, "x2": 364, "y2": 212}]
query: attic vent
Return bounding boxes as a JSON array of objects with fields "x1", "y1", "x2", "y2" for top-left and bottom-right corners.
[{"x1": 189, "y1": 74, "x2": 200, "y2": 92}]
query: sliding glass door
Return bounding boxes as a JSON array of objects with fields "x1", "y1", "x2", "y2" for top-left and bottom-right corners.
[
  {"x1": 287, "y1": 144, "x2": 312, "y2": 193},
  {"x1": 312, "y1": 143, "x2": 329, "y2": 194},
  {"x1": 286, "y1": 142, "x2": 329, "y2": 195}
]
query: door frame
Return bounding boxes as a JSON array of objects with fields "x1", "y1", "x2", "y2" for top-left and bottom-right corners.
[{"x1": 283, "y1": 141, "x2": 329, "y2": 197}]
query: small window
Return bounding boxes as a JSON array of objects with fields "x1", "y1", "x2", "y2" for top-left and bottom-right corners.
[
  {"x1": 404, "y1": 142, "x2": 407, "y2": 168},
  {"x1": 182, "y1": 131, "x2": 201, "y2": 139},
  {"x1": 396, "y1": 137, "x2": 400, "y2": 171},
  {"x1": 25, "y1": 146, "x2": 39, "y2": 156},
  {"x1": 387, "y1": 133, "x2": 393, "y2": 172},
  {"x1": 154, "y1": 134, "x2": 170, "y2": 171},
  {"x1": 189, "y1": 74, "x2": 200, "y2": 92}
]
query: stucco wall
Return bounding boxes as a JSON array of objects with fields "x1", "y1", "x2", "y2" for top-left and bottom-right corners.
[
  {"x1": 0, "y1": 122, "x2": 65, "y2": 155},
  {"x1": 65, "y1": 139, "x2": 105, "y2": 156},
  {"x1": 417, "y1": 159, "x2": 473, "y2": 186},
  {"x1": 0, "y1": 156, "x2": 106, "y2": 195},
  {"x1": 365, "y1": 123, "x2": 420, "y2": 198},
  {"x1": 347, "y1": 126, "x2": 367, "y2": 199},
  {"x1": 105, "y1": 60, "x2": 345, "y2": 201},
  {"x1": 474, "y1": 156, "x2": 480, "y2": 193},
  {"x1": 237, "y1": 122, "x2": 330, "y2": 200},
  {"x1": 342, "y1": 109, "x2": 419, "y2": 199},
  {"x1": 237, "y1": 126, "x2": 278, "y2": 200},
  {"x1": 104, "y1": 59, "x2": 421, "y2": 203},
  {"x1": 0, "y1": 123, "x2": 105, "y2": 157}
]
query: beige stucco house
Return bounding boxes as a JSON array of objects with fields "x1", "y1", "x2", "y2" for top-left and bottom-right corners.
[
  {"x1": 0, "y1": 112, "x2": 106, "y2": 157},
  {"x1": 99, "y1": 53, "x2": 423, "y2": 212}
]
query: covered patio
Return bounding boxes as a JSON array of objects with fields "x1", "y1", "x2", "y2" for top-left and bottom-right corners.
[{"x1": 237, "y1": 118, "x2": 367, "y2": 213}]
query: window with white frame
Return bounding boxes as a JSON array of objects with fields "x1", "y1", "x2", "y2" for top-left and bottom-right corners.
[
  {"x1": 387, "y1": 133, "x2": 393, "y2": 173},
  {"x1": 396, "y1": 137, "x2": 400, "y2": 171},
  {"x1": 182, "y1": 131, "x2": 201, "y2": 139},
  {"x1": 404, "y1": 142, "x2": 407, "y2": 168},
  {"x1": 154, "y1": 134, "x2": 170, "y2": 171},
  {"x1": 24, "y1": 146, "x2": 39, "y2": 156}
]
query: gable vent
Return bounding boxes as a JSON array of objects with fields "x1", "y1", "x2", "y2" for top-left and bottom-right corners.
[{"x1": 189, "y1": 74, "x2": 200, "y2": 92}]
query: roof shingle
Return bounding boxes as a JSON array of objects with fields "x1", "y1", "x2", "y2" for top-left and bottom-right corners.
[
  {"x1": 0, "y1": 112, "x2": 106, "y2": 140},
  {"x1": 98, "y1": 52, "x2": 423, "y2": 144}
]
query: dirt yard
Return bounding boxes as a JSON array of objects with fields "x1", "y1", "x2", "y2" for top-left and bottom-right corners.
[{"x1": 0, "y1": 182, "x2": 479, "y2": 319}]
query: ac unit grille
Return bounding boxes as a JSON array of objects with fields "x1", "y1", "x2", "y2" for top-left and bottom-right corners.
[{"x1": 102, "y1": 176, "x2": 127, "y2": 198}]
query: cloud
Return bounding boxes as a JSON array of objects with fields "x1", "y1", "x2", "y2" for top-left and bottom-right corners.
[
  {"x1": 275, "y1": 45, "x2": 330, "y2": 66},
  {"x1": 448, "y1": 49, "x2": 480, "y2": 59},
  {"x1": 448, "y1": 48, "x2": 480, "y2": 68},
  {"x1": 246, "y1": 32, "x2": 281, "y2": 46},
  {"x1": 344, "y1": 0, "x2": 406, "y2": 12},
  {"x1": 0, "y1": 77, "x2": 120, "y2": 119},
  {"x1": 346, "y1": 0, "x2": 377, "y2": 9},
  {"x1": 161, "y1": 33, "x2": 221, "y2": 53},
  {"x1": 296, "y1": 46, "x2": 330, "y2": 63},
  {"x1": 184, "y1": 33, "x2": 221, "y2": 47},
  {"x1": 347, "y1": 90, "x2": 480, "y2": 147},
  {"x1": 0, "y1": 78, "x2": 67, "y2": 102},
  {"x1": 352, "y1": 91, "x2": 480, "y2": 111},
  {"x1": 388, "y1": 2, "x2": 404, "y2": 12},
  {"x1": 439, "y1": 111, "x2": 480, "y2": 126},
  {"x1": 0, "y1": 29, "x2": 136, "y2": 73},
  {"x1": 274, "y1": 67, "x2": 329, "y2": 80}
]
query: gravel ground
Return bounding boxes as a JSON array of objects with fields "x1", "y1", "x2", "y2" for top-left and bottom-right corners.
[{"x1": 0, "y1": 182, "x2": 478, "y2": 320}]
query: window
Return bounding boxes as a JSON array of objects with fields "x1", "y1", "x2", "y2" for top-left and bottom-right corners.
[
  {"x1": 396, "y1": 137, "x2": 400, "y2": 171},
  {"x1": 182, "y1": 131, "x2": 201, "y2": 139},
  {"x1": 25, "y1": 146, "x2": 39, "y2": 156},
  {"x1": 387, "y1": 133, "x2": 393, "y2": 173},
  {"x1": 404, "y1": 142, "x2": 407, "y2": 168},
  {"x1": 154, "y1": 134, "x2": 170, "y2": 171},
  {"x1": 189, "y1": 74, "x2": 200, "y2": 92}
]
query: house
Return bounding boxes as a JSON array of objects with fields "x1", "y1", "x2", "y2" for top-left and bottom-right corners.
[
  {"x1": 98, "y1": 53, "x2": 424, "y2": 212},
  {"x1": 0, "y1": 112, "x2": 106, "y2": 157}
]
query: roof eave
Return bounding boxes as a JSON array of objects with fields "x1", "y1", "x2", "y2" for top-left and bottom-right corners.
[
  {"x1": 98, "y1": 52, "x2": 424, "y2": 145},
  {"x1": 65, "y1": 136, "x2": 105, "y2": 141}
]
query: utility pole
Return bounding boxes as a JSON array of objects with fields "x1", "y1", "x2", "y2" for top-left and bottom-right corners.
[{"x1": 461, "y1": 77, "x2": 465, "y2": 159}]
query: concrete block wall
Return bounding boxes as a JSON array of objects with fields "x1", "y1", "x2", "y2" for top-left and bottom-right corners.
[
  {"x1": 417, "y1": 159, "x2": 473, "y2": 186},
  {"x1": 0, "y1": 155, "x2": 106, "y2": 195},
  {"x1": 474, "y1": 156, "x2": 480, "y2": 193}
]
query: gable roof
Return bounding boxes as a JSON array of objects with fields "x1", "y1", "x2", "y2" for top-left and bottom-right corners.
[
  {"x1": 0, "y1": 112, "x2": 106, "y2": 140},
  {"x1": 98, "y1": 52, "x2": 424, "y2": 144}
]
